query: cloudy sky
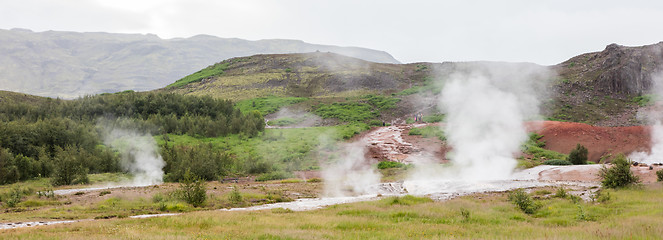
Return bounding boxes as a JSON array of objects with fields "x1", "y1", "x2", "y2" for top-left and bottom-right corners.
[{"x1": 1, "y1": 0, "x2": 662, "y2": 65}]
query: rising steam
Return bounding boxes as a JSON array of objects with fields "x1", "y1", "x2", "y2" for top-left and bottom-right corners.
[
  {"x1": 409, "y1": 63, "x2": 551, "y2": 181},
  {"x1": 99, "y1": 118, "x2": 165, "y2": 186},
  {"x1": 320, "y1": 136, "x2": 381, "y2": 197},
  {"x1": 630, "y1": 72, "x2": 663, "y2": 164}
]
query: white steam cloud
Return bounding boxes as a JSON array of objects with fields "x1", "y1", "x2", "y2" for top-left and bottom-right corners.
[
  {"x1": 321, "y1": 137, "x2": 381, "y2": 197},
  {"x1": 630, "y1": 72, "x2": 663, "y2": 164},
  {"x1": 410, "y1": 63, "x2": 551, "y2": 181},
  {"x1": 99, "y1": 119, "x2": 165, "y2": 186}
]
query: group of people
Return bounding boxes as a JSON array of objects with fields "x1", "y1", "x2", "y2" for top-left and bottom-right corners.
[{"x1": 414, "y1": 113, "x2": 424, "y2": 122}]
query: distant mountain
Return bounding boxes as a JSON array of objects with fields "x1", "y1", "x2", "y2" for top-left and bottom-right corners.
[{"x1": 0, "y1": 28, "x2": 399, "y2": 98}]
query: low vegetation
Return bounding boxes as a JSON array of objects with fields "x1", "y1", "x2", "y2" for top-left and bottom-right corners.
[
  {"x1": 167, "y1": 62, "x2": 230, "y2": 88},
  {"x1": 235, "y1": 96, "x2": 308, "y2": 116},
  {"x1": 408, "y1": 125, "x2": 445, "y2": 140},
  {"x1": 599, "y1": 154, "x2": 640, "y2": 188},
  {"x1": 6, "y1": 185, "x2": 663, "y2": 239},
  {"x1": 568, "y1": 144, "x2": 588, "y2": 165},
  {"x1": 314, "y1": 95, "x2": 399, "y2": 123},
  {"x1": 521, "y1": 133, "x2": 567, "y2": 163}
]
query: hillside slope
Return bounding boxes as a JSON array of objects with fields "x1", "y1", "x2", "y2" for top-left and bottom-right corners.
[
  {"x1": 165, "y1": 52, "x2": 427, "y2": 100},
  {"x1": 167, "y1": 42, "x2": 663, "y2": 126},
  {"x1": 0, "y1": 28, "x2": 399, "y2": 98}
]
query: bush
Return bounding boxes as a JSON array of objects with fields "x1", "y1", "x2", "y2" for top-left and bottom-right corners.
[
  {"x1": 377, "y1": 161, "x2": 406, "y2": 169},
  {"x1": 178, "y1": 170, "x2": 207, "y2": 207},
  {"x1": 554, "y1": 187, "x2": 567, "y2": 198},
  {"x1": 543, "y1": 159, "x2": 572, "y2": 165},
  {"x1": 657, "y1": 169, "x2": 663, "y2": 182},
  {"x1": 5, "y1": 187, "x2": 24, "y2": 208},
  {"x1": 567, "y1": 144, "x2": 588, "y2": 165},
  {"x1": 599, "y1": 154, "x2": 639, "y2": 188},
  {"x1": 508, "y1": 189, "x2": 541, "y2": 214},
  {"x1": 228, "y1": 186, "x2": 243, "y2": 204}
]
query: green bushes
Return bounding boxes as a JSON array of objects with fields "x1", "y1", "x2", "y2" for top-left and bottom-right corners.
[
  {"x1": 599, "y1": 154, "x2": 639, "y2": 188},
  {"x1": 508, "y1": 189, "x2": 541, "y2": 214},
  {"x1": 377, "y1": 161, "x2": 406, "y2": 169},
  {"x1": 657, "y1": 169, "x2": 663, "y2": 182},
  {"x1": 161, "y1": 144, "x2": 233, "y2": 182},
  {"x1": 177, "y1": 170, "x2": 207, "y2": 207},
  {"x1": 543, "y1": 159, "x2": 572, "y2": 165},
  {"x1": 568, "y1": 144, "x2": 588, "y2": 165}
]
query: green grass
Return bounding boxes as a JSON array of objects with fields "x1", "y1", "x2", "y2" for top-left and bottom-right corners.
[
  {"x1": 157, "y1": 124, "x2": 369, "y2": 176},
  {"x1": 632, "y1": 94, "x2": 655, "y2": 107},
  {"x1": 235, "y1": 96, "x2": 308, "y2": 116},
  {"x1": 8, "y1": 185, "x2": 663, "y2": 239},
  {"x1": 376, "y1": 161, "x2": 406, "y2": 169},
  {"x1": 267, "y1": 117, "x2": 300, "y2": 126},
  {"x1": 314, "y1": 95, "x2": 400, "y2": 123},
  {"x1": 408, "y1": 125, "x2": 445, "y2": 141},
  {"x1": 395, "y1": 76, "x2": 443, "y2": 96},
  {"x1": 522, "y1": 133, "x2": 567, "y2": 162},
  {"x1": 167, "y1": 62, "x2": 230, "y2": 88},
  {"x1": 422, "y1": 114, "x2": 445, "y2": 123}
]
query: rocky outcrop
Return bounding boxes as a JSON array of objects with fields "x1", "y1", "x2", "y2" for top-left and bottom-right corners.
[{"x1": 557, "y1": 42, "x2": 663, "y2": 95}]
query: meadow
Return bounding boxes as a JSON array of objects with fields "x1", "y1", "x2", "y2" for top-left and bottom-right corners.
[{"x1": 4, "y1": 184, "x2": 662, "y2": 239}]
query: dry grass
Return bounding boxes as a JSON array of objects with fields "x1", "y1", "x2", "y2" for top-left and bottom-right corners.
[{"x1": 4, "y1": 184, "x2": 663, "y2": 239}]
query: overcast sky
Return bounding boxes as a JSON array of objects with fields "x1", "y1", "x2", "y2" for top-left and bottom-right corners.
[{"x1": 1, "y1": 0, "x2": 662, "y2": 65}]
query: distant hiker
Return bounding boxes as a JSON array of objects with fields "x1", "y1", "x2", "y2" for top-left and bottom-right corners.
[{"x1": 382, "y1": 121, "x2": 386, "y2": 126}]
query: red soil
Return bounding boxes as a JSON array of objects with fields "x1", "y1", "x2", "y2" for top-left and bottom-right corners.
[{"x1": 529, "y1": 121, "x2": 651, "y2": 162}]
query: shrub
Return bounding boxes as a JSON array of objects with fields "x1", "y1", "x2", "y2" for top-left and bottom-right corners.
[
  {"x1": 543, "y1": 159, "x2": 572, "y2": 165},
  {"x1": 599, "y1": 154, "x2": 639, "y2": 188},
  {"x1": 567, "y1": 144, "x2": 588, "y2": 165},
  {"x1": 508, "y1": 189, "x2": 541, "y2": 214},
  {"x1": 5, "y1": 187, "x2": 24, "y2": 208},
  {"x1": 228, "y1": 186, "x2": 243, "y2": 204},
  {"x1": 554, "y1": 187, "x2": 567, "y2": 198},
  {"x1": 377, "y1": 161, "x2": 406, "y2": 169},
  {"x1": 178, "y1": 170, "x2": 207, "y2": 207},
  {"x1": 657, "y1": 169, "x2": 663, "y2": 182}
]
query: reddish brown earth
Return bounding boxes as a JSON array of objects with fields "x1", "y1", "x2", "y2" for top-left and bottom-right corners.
[{"x1": 530, "y1": 121, "x2": 651, "y2": 163}]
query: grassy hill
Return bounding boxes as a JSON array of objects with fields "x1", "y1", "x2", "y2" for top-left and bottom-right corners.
[{"x1": 165, "y1": 42, "x2": 663, "y2": 127}]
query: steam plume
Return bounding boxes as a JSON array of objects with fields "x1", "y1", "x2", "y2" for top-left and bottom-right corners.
[
  {"x1": 412, "y1": 63, "x2": 550, "y2": 181},
  {"x1": 99, "y1": 118, "x2": 165, "y2": 186},
  {"x1": 321, "y1": 137, "x2": 381, "y2": 197},
  {"x1": 630, "y1": 72, "x2": 663, "y2": 164}
]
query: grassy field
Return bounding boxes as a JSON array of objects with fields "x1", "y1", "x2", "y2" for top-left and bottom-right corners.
[
  {"x1": 4, "y1": 184, "x2": 662, "y2": 239},
  {"x1": 157, "y1": 124, "x2": 369, "y2": 177}
]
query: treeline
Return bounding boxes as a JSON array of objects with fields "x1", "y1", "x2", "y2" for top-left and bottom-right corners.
[{"x1": 0, "y1": 91, "x2": 264, "y2": 184}]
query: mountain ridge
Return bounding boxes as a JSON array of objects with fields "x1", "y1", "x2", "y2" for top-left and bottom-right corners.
[{"x1": 0, "y1": 28, "x2": 400, "y2": 98}]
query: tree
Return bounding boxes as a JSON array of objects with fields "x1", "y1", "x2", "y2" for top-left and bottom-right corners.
[
  {"x1": 599, "y1": 154, "x2": 639, "y2": 188},
  {"x1": 568, "y1": 143, "x2": 588, "y2": 165},
  {"x1": 51, "y1": 146, "x2": 89, "y2": 186},
  {"x1": 178, "y1": 169, "x2": 207, "y2": 207}
]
